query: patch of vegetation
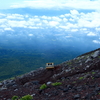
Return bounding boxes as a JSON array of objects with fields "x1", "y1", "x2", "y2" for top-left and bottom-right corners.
[
  {"x1": 77, "y1": 57, "x2": 81, "y2": 60},
  {"x1": 51, "y1": 82, "x2": 62, "y2": 86},
  {"x1": 12, "y1": 95, "x2": 33, "y2": 100},
  {"x1": 79, "y1": 77, "x2": 84, "y2": 80},
  {"x1": 72, "y1": 67, "x2": 75, "y2": 70},
  {"x1": 12, "y1": 95, "x2": 19, "y2": 100},
  {"x1": 20, "y1": 95, "x2": 33, "y2": 100},
  {"x1": 72, "y1": 81, "x2": 76, "y2": 83},
  {"x1": 92, "y1": 72, "x2": 96, "y2": 74},
  {"x1": 98, "y1": 93, "x2": 100, "y2": 95},
  {"x1": 92, "y1": 77, "x2": 94, "y2": 79},
  {"x1": 67, "y1": 61, "x2": 72, "y2": 65},
  {"x1": 40, "y1": 83, "x2": 47, "y2": 89}
]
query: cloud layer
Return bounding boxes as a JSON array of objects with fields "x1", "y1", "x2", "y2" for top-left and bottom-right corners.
[
  {"x1": 0, "y1": 10, "x2": 100, "y2": 31},
  {"x1": 10, "y1": 0, "x2": 100, "y2": 10}
]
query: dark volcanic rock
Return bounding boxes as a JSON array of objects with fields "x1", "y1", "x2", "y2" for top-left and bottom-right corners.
[{"x1": 73, "y1": 94, "x2": 81, "y2": 99}]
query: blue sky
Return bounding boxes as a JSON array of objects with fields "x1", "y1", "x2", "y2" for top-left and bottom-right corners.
[{"x1": 0, "y1": 0, "x2": 100, "y2": 45}]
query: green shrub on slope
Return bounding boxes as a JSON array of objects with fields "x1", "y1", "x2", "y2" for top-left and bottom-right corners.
[
  {"x1": 12, "y1": 95, "x2": 33, "y2": 100},
  {"x1": 40, "y1": 83, "x2": 47, "y2": 89},
  {"x1": 52, "y1": 82, "x2": 62, "y2": 86}
]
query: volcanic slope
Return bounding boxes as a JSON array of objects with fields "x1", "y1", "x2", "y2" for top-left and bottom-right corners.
[{"x1": 0, "y1": 48, "x2": 100, "y2": 100}]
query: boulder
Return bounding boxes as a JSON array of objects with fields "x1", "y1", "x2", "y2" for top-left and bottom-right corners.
[
  {"x1": 0, "y1": 87, "x2": 7, "y2": 91},
  {"x1": 91, "y1": 50, "x2": 100, "y2": 58},
  {"x1": 85, "y1": 58, "x2": 92, "y2": 63},
  {"x1": 0, "y1": 83, "x2": 3, "y2": 87}
]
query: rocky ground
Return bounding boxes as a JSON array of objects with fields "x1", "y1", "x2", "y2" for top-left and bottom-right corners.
[{"x1": 0, "y1": 48, "x2": 100, "y2": 100}]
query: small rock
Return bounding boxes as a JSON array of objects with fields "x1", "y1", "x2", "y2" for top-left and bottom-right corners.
[
  {"x1": 95, "y1": 87, "x2": 100, "y2": 92},
  {"x1": 84, "y1": 74, "x2": 91, "y2": 78},
  {"x1": 14, "y1": 89, "x2": 18, "y2": 91},
  {"x1": 65, "y1": 69, "x2": 71, "y2": 73},
  {"x1": 58, "y1": 86, "x2": 64, "y2": 90},
  {"x1": 80, "y1": 63, "x2": 82, "y2": 66},
  {"x1": 85, "y1": 93, "x2": 91, "y2": 99},
  {"x1": 76, "y1": 86, "x2": 83, "y2": 91},
  {"x1": 12, "y1": 84, "x2": 18, "y2": 88},
  {"x1": 63, "y1": 88, "x2": 69, "y2": 92},
  {"x1": 89, "y1": 85, "x2": 95, "y2": 88},
  {"x1": 61, "y1": 77, "x2": 65, "y2": 80},
  {"x1": 38, "y1": 89, "x2": 43, "y2": 94},
  {"x1": 74, "y1": 94, "x2": 81, "y2": 99},
  {"x1": 94, "y1": 74, "x2": 100, "y2": 78},
  {"x1": 86, "y1": 65, "x2": 90, "y2": 68},
  {"x1": 52, "y1": 90, "x2": 59, "y2": 96},
  {"x1": 32, "y1": 81, "x2": 39, "y2": 85},
  {"x1": 6, "y1": 82, "x2": 15, "y2": 88},
  {"x1": 67, "y1": 85, "x2": 73, "y2": 90},
  {"x1": 23, "y1": 82, "x2": 31, "y2": 87},
  {"x1": 47, "y1": 82, "x2": 52, "y2": 85},
  {"x1": 31, "y1": 94, "x2": 36, "y2": 96}
]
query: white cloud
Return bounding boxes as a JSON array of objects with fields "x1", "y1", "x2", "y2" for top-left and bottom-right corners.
[
  {"x1": 59, "y1": 26, "x2": 67, "y2": 30},
  {"x1": 10, "y1": 0, "x2": 100, "y2": 10},
  {"x1": 28, "y1": 34, "x2": 33, "y2": 36},
  {"x1": 51, "y1": 17, "x2": 62, "y2": 22},
  {"x1": 93, "y1": 40, "x2": 100, "y2": 44},
  {"x1": 42, "y1": 20, "x2": 48, "y2": 24},
  {"x1": 62, "y1": 18, "x2": 68, "y2": 22},
  {"x1": 6, "y1": 14, "x2": 24, "y2": 20},
  {"x1": 60, "y1": 15, "x2": 65, "y2": 18},
  {"x1": 8, "y1": 20, "x2": 27, "y2": 27},
  {"x1": 87, "y1": 32, "x2": 97, "y2": 36},
  {"x1": 65, "y1": 35, "x2": 72, "y2": 38},
  {"x1": 0, "y1": 13, "x2": 6, "y2": 17},
  {"x1": 71, "y1": 28, "x2": 78, "y2": 32},
  {"x1": 41, "y1": 16, "x2": 52, "y2": 20},
  {"x1": 0, "y1": 19, "x2": 7, "y2": 23},
  {"x1": 28, "y1": 26, "x2": 40, "y2": 29},
  {"x1": 66, "y1": 23, "x2": 78, "y2": 29},
  {"x1": 49, "y1": 21, "x2": 59, "y2": 27},
  {"x1": 96, "y1": 27, "x2": 100, "y2": 31},
  {"x1": 77, "y1": 12, "x2": 100, "y2": 28},
  {"x1": 4, "y1": 27, "x2": 14, "y2": 31},
  {"x1": 80, "y1": 28, "x2": 87, "y2": 31},
  {"x1": 70, "y1": 10, "x2": 79, "y2": 15}
]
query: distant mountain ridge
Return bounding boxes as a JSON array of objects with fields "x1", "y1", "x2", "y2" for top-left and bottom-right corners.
[{"x1": 0, "y1": 8, "x2": 70, "y2": 16}]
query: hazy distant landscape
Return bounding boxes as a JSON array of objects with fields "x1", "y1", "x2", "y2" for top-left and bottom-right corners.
[
  {"x1": 0, "y1": 44, "x2": 86, "y2": 81},
  {"x1": 0, "y1": 41, "x2": 99, "y2": 81}
]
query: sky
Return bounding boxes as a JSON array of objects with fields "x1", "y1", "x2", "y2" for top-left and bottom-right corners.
[
  {"x1": 0, "y1": 0, "x2": 100, "y2": 10},
  {"x1": 0, "y1": 0, "x2": 100, "y2": 47},
  {"x1": 0, "y1": 0, "x2": 25, "y2": 9}
]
